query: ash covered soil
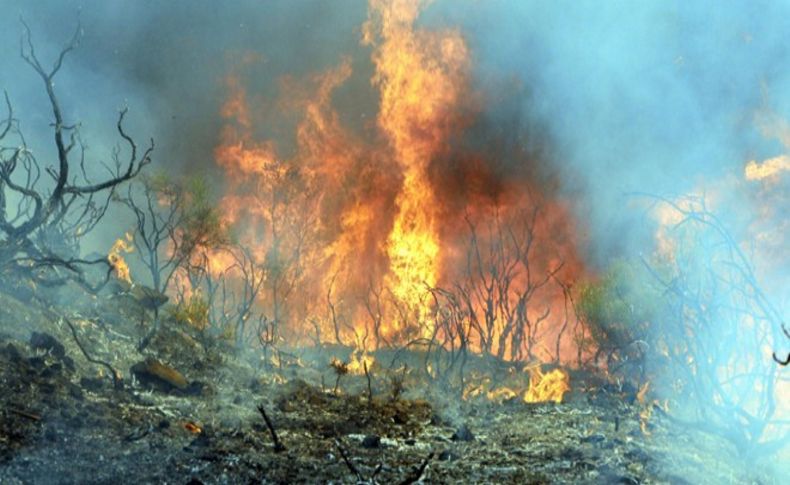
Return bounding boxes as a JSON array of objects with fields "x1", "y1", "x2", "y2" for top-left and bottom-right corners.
[{"x1": 0, "y1": 285, "x2": 783, "y2": 484}]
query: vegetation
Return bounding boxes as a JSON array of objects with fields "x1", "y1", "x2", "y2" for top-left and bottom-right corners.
[
  {"x1": 0, "y1": 22, "x2": 151, "y2": 291},
  {"x1": 576, "y1": 195, "x2": 787, "y2": 457}
]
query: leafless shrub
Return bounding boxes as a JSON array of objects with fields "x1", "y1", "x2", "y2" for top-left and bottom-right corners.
[{"x1": 0, "y1": 21, "x2": 151, "y2": 291}]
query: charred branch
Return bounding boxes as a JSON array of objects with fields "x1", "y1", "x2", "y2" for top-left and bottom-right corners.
[
  {"x1": 62, "y1": 316, "x2": 123, "y2": 390},
  {"x1": 7, "y1": 407, "x2": 41, "y2": 421},
  {"x1": 1, "y1": 20, "x2": 152, "y2": 290},
  {"x1": 773, "y1": 324, "x2": 789, "y2": 366},
  {"x1": 399, "y1": 451, "x2": 435, "y2": 485},
  {"x1": 334, "y1": 438, "x2": 364, "y2": 482},
  {"x1": 257, "y1": 403, "x2": 286, "y2": 453}
]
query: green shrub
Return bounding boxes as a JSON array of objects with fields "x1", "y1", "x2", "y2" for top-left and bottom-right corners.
[{"x1": 167, "y1": 294, "x2": 210, "y2": 332}]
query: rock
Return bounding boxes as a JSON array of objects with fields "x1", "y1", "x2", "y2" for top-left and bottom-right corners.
[
  {"x1": 362, "y1": 435, "x2": 381, "y2": 449},
  {"x1": 131, "y1": 357, "x2": 189, "y2": 392},
  {"x1": 451, "y1": 424, "x2": 474, "y2": 442},
  {"x1": 2, "y1": 342, "x2": 25, "y2": 363},
  {"x1": 30, "y1": 332, "x2": 66, "y2": 359},
  {"x1": 581, "y1": 433, "x2": 606, "y2": 444},
  {"x1": 184, "y1": 380, "x2": 208, "y2": 396}
]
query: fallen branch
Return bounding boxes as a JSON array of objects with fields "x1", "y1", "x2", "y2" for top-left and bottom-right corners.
[
  {"x1": 364, "y1": 360, "x2": 373, "y2": 405},
  {"x1": 62, "y1": 316, "x2": 123, "y2": 389},
  {"x1": 399, "y1": 451, "x2": 435, "y2": 485},
  {"x1": 257, "y1": 403, "x2": 286, "y2": 452},
  {"x1": 7, "y1": 407, "x2": 41, "y2": 421},
  {"x1": 334, "y1": 438, "x2": 363, "y2": 482}
]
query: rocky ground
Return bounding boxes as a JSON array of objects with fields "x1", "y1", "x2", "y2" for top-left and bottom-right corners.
[{"x1": 0, "y1": 284, "x2": 786, "y2": 484}]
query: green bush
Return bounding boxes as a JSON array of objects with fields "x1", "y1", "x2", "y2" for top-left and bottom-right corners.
[
  {"x1": 578, "y1": 259, "x2": 661, "y2": 358},
  {"x1": 167, "y1": 294, "x2": 210, "y2": 332}
]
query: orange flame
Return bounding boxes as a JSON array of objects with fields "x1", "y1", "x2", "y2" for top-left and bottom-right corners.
[
  {"x1": 208, "y1": 0, "x2": 589, "y2": 364},
  {"x1": 364, "y1": 0, "x2": 469, "y2": 335},
  {"x1": 108, "y1": 232, "x2": 134, "y2": 284},
  {"x1": 523, "y1": 367, "x2": 571, "y2": 404}
]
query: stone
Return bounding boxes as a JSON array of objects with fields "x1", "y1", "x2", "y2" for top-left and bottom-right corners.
[
  {"x1": 362, "y1": 435, "x2": 381, "y2": 449},
  {"x1": 451, "y1": 424, "x2": 474, "y2": 442}
]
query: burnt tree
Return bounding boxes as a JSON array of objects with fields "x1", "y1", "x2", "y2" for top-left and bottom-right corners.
[{"x1": 0, "y1": 22, "x2": 151, "y2": 290}]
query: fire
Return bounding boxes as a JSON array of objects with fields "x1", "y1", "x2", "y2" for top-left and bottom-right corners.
[
  {"x1": 523, "y1": 367, "x2": 571, "y2": 404},
  {"x1": 487, "y1": 386, "x2": 518, "y2": 402},
  {"x1": 364, "y1": 0, "x2": 469, "y2": 334},
  {"x1": 346, "y1": 350, "x2": 375, "y2": 375},
  {"x1": 108, "y1": 232, "x2": 134, "y2": 284},
  {"x1": 207, "y1": 0, "x2": 589, "y2": 365}
]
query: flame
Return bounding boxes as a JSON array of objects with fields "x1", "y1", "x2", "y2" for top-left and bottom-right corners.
[
  {"x1": 108, "y1": 232, "x2": 134, "y2": 284},
  {"x1": 364, "y1": 0, "x2": 469, "y2": 336},
  {"x1": 523, "y1": 367, "x2": 571, "y2": 404},
  {"x1": 487, "y1": 386, "x2": 518, "y2": 402},
  {"x1": 345, "y1": 350, "x2": 376, "y2": 375},
  {"x1": 207, "y1": 0, "x2": 589, "y2": 364},
  {"x1": 639, "y1": 405, "x2": 653, "y2": 436}
]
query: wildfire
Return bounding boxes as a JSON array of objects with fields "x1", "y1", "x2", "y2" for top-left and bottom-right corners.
[
  {"x1": 523, "y1": 367, "x2": 571, "y2": 404},
  {"x1": 108, "y1": 232, "x2": 134, "y2": 284},
  {"x1": 364, "y1": 0, "x2": 469, "y2": 334},
  {"x1": 207, "y1": 0, "x2": 588, "y2": 365},
  {"x1": 345, "y1": 350, "x2": 376, "y2": 375}
]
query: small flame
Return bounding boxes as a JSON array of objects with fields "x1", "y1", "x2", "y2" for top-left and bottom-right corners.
[
  {"x1": 108, "y1": 232, "x2": 134, "y2": 284},
  {"x1": 523, "y1": 367, "x2": 570, "y2": 404},
  {"x1": 487, "y1": 386, "x2": 518, "y2": 402},
  {"x1": 346, "y1": 350, "x2": 375, "y2": 375}
]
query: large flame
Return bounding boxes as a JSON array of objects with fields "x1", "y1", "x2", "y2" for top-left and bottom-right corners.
[
  {"x1": 523, "y1": 367, "x2": 571, "y2": 404},
  {"x1": 362, "y1": 0, "x2": 469, "y2": 337},
  {"x1": 206, "y1": 0, "x2": 588, "y2": 363}
]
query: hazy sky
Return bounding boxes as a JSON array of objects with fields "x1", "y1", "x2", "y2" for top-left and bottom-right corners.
[{"x1": 1, "y1": 0, "x2": 788, "y2": 266}]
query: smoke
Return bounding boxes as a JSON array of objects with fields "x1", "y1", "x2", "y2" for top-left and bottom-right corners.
[
  {"x1": 2, "y1": 0, "x2": 787, "y2": 264},
  {"x1": 0, "y1": 0, "x2": 371, "y2": 252},
  {"x1": 1, "y1": 0, "x2": 787, "y2": 471},
  {"x1": 430, "y1": 0, "x2": 790, "y2": 269}
]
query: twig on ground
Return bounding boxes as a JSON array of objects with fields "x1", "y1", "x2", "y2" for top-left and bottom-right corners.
[
  {"x1": 62, "y1": 316, "x2": 123, "y2": 389},
  {"x1": 334, "y1": 438, "x2": 364, "y2": 482},
  {"x1": 7, "y1": 407, "x2": 41, "y2": 421},
  {"x1": 257, "y1": 403, "x2": 286, "y2": 452},
  {"x1": 399, "y1": 451, "x2": 435, "y2": 485}
]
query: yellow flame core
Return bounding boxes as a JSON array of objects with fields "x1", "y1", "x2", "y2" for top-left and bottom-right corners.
[
  {"x1": 365, "y1": 0, "x2": 468, "y2": 335},
  {"x1": 523, "y1": 367, "x2": 571, "y2": 404},
  {"x1": 346, "y1": 350, "x2": 376, "y2": 375},
  {"x1": 108, "y1": 232, "x2": 134, "y2": 284}
]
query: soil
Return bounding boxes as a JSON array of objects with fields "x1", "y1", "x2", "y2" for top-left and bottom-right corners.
[{"x1": 0, "y1": 286, "x2": 786, "y2": 484}]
